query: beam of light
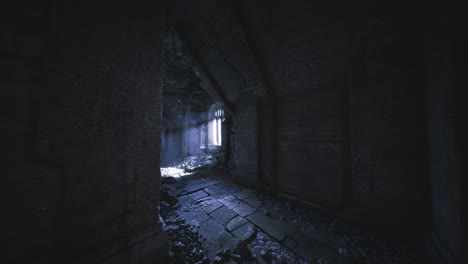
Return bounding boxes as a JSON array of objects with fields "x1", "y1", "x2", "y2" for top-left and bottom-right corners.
[
  {"x1": 161, "y1": 105, "x2": 224, "y2": 167},
  {"x1": 217, "y1": 117, "x2": 221, "y2": 146}
]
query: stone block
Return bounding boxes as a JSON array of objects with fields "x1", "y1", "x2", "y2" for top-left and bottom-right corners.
[
  {"x1": 199, "y1": 218, "x2": 224, "y2": 241},
  {"x1": 226, "y1": 216, "x2": 248, "y2": 231},
  {"x1": 292, "y1": 231, "x2": 350, "y2": 263},
  {"x1": 232, "y1": 223, "x2": 255, "y2": 241},
  {"x1": 219, "y1": 196, "x2": 242, "y2": 209},
  {"x1": 185, "y1": 208, "x2": 210, "y2": 225},
  {"x1": 246, "y1": 211, "x2": 297, "y2": 241},
  {"x1": 189, "y1": 190, "x2": 209, "y2": 201},
  {"x1": 234, "y1": 189, "x2": 255, "y2": 200},
  {"x1": 210, "y1": 206, "x2": 238, "y2": 225},
  {"x1": 203, "y1": 201, "x2": 223, "y2": 214},
  {"x1": 232, "y1": 201, "x2": 255, "y2": 217},
  {"x1": 206, "y1": 231, "x2": 239, "y2": 259}
]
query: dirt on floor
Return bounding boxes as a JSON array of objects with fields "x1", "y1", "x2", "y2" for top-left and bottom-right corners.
[{"x1": 159, "y1": 155, "x2": 424, "y2": 264}]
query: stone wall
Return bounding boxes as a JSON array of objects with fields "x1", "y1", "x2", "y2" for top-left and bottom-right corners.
[
  {"x1": 232, "y1": 95, "x2": 259, "y2": 186},
  {"x1": 161, "y1": 29, "x2": 213, "y2": 166},
  {"x1": 175, "y1": 0, "x2": 437, "y2": 239},
  {"x1": 4, "y1": 1, "x2": 168, "y2": 263},
  {"x1": 345, "y1": 14, "x2": 431, "y2": 238},
  {"x1": 424, "y1": 6, "x2": 466, "y2": 263}
]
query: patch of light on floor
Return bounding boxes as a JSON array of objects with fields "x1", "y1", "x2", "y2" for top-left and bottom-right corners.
[
  {"x1": 161, "y1": 154, "x2": 217, "y2": 178},
  {"x1": 160, "y1": 167, "x2": 193, "y2": 178}
]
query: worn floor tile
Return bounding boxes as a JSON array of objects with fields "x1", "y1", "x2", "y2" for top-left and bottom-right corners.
[
  {"x1": 199, "y1": 218, "x2": 224, "y2": 241},
  {"x1": 203, "y1": 186, "x2": 225, "y2": 199},
  {"x1": 189, "y1": 190, "x2": 209, "y2": 201},
  {"x1": 234, "y1": 188, "x2": 255, "y2": 200},
  {"x1": 199, "y1": 196, "x2": 217, "y2": 206},
  {"x1": 243, "y1": 195, "x2": 263, "y2": 208},
  {"x1": 292, "y1": 231, "x2": 348, "y2": 263},
  {"x1": 182, "y1": 182, "x2": 213, "y2": 194},
  {"x1": 232, "y1": 223, "x2": 255, "y2": 241},
  {"x1": 206, "y1": 231, "x2": 239, "y2": 259},
  {"x1": 209, "y1": 205, "x2": 238, "y2": 225},
  {"x1": 176, "y1": 195, "x2": 193, "y2": 207},
  {"x1": 203, "y1": 201, "x2": 223, "y2": 214},
  {"x1": 304, "y1": 227, "x2": 343, "y2": 249},
  {"x1": 219, "y1": 196, "x2": 242, "y2": 209},
  {"x1": 226, "y1": 215, "x2": 248, "y2": 231},
  {"x1": 284, "y1": 236, "x2": 298, "y2": 250},
  {"x1": 203, "y1": 179, "x2": 222, "y2": 186},
  {"x1": 185, "y1": 208, "x2": 210, "y2": 224},
  {"x1": 246, "y1": 211, "x2": 298, "y2": 241},
  {"x1": 232, "y1": 201, "x2": 255, "y2": 217}
]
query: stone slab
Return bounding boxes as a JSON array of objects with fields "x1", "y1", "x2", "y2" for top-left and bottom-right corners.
[
  {"x1": 226, "y1": 216, "x2": 248, "y2": 231},
  {"x1": 284, "y1": 236, "x2": 298, "y2": 250},
  {"x1": 203, "y1": 186, "x2": 225, "y2": 199},
  {"x1": 181, "y1": 181, "x2": 213, "y2": 194},
  {"x1": 304, "y1": 228, "x2": 343, "y2": 249},
  {"x1": 292, "y1": 231, "x2": 350, "y2": 263},
  {"x1": 246, "y1": 211, "x2": 298, "y2": 241},
  {"x1": 203, "y1": 201, "x2": 223, "y2": 214},
  {"x1": 206, "y1": 231, "x2": 239, "y2": 259},
  {"x1": 203, "y1": 179, "x2": 222, "y2": 186},
  {"x1": 221, "y1": 195, "x2": 237, "y2": 202},
  {"x1": 234, "y1": 188, "x2": 255, "y2": 200},
  {"x1": 232, "y1": 223, "x2": 255, "y2": 241},
  {"x1": 232, "y1": 201, "x2": 255, "y2": 217},
  {"x1": 199, "y1": 218, "x2": 224, "y2": 241},
  {"x1": 209, "y1": 206, "x2": 238, "y2": 225},
  {"x1": 219, "y1": 196, "x2": 242, "y2": 209},
  {"x1": 185, "y1": 208, "x2": 210, "y2": 225},
  {"x1": 243, "y1": 195, "x2": 262, "y2": 208},
  {"x1": 175, "y1": 195, "x2": 193, "y2": 208},
  {"x1": 189, "y1": 190, "x2": 209, "y2": 201},
  {"x1": 199, "y1": 196, "x2": 217, "y2": 206}
]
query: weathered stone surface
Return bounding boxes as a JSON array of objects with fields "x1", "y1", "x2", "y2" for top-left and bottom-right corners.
[
  {"x1": 162, "y1": 159, "x2": 427, "y2": 264},
  {"x1": 216, "y1": 182, "x2": 237, "y2": 192},
  {"x1": 232, "y1": 223, "x2": 255, "y2": 241},
  {"x1": 203, "y1": 179, "x2": 222, "y2": 186},
  {"x1": 234, "y1": 189, "x2": 255, "y2": 200},
  {"x1": 199, "y1": 218, "x2": 224, "y2": 241},
  {"x1": 292, "y1": 231, "x2": 348, "y2": 263},
  {"x1": 181, "y1": 182, "x2": 214, "y2": 195},
  {"x1": 246, "y1": 211, "x2": 298, "y2": 241},
  {"x1": 206, "y1": 231, "x2": 239, "y2": 259},
  {"x1": 304, "y1": 228, "x2": 343, "y2": 249},
  {"x1": 220, "y1": 195, "x2": 237, "y2": 202},
  {"x1": 284, "y1": 236, "x2": 298, "y2": 250},
  {"x1": 204, "y1": 186, "x2": 226, "y2": 199},
  {"x1": 176, "y1": 195, "x2": 193, "y2": 208},
  {"x1": 243, "y1": 196, "x2": 263, "y2": 208},
  {"x1": 219, "y1": 196, "x2": 242, "y2": 209},
  {"x1": 226, "y1": 216, "x2": 248, "y2": 231},
  {"x1": 185, "y1": 208, "x2": 210, "y2": 225},
  {"x1": 232, "y1": 201, "x2": 255, "y2": 217},
  {"x1": 210, "y1": 206, "x2": 238, "y2": 225},
  {"x1": 189, "y1": 190, "x2": 209, "y2": 201},
  {"x1": 199, "y1": 196, "x2": 217, "y2": 206},
  {"x1": 203, "y1": 201, "x2": 224, "y2": 214}
]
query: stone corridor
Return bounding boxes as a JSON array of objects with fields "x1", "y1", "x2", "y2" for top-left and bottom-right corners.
[{"x1": 160, "y1": 158, "x2": 423, "y2": 264}]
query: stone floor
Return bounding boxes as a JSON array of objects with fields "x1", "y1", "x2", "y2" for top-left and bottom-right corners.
[{"x1": 160, "y1": 159, "x2": 424, "y2": 264}]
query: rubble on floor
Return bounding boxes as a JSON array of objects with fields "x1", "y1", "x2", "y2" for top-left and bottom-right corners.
[
  {"x1": 161, "y1": 154, "x2": 218, "y2": 179},
  {"x1": 160, "y1": 156, "x2": 424, "y2": 264}
]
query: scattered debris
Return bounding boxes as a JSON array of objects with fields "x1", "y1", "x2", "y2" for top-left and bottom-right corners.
[
  {"x1": 160, "y1": 154, "x2": 424, "y2": 264},
  {"x1": 165, "y1": 213, "x2": 210, "y2": 264}
]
